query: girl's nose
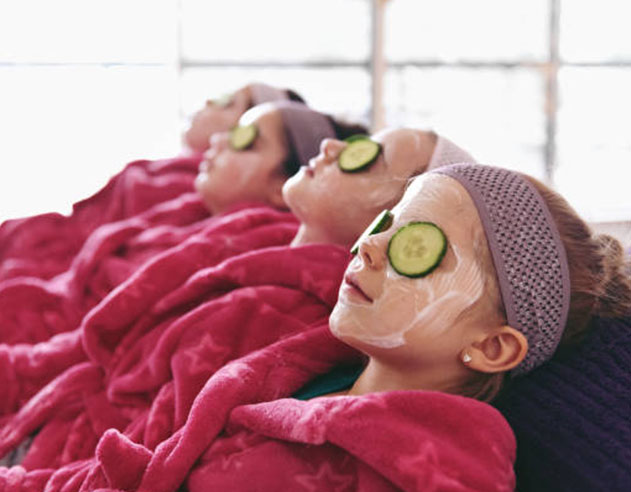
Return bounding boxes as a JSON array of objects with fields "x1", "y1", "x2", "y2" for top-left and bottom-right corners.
[
  {"x1": 208, "y1": 131, "x2": 229, "y2": 151},
  {"x1": 320, "y1": 138, "x2": 346, "y2": 163},
  {"x1": 358, "y1": 234, "x2": 386, "y2": 271}
]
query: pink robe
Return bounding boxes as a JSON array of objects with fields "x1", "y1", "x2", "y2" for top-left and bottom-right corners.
[
  {"x1": 0, "y1": 205, "x2": 300, "y2": 414},
  {"x1": 0, "y1": 325, "x2": 515, "y2": 491},
  {"x1": 0, "y1": 154, "x2": 201, "y2": 283},
  {"x1": 0, "y1": 194, "x2": 298, "y2": 347}
]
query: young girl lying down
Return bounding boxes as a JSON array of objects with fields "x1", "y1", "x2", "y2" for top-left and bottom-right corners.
[
  {"x1": 183, "y1": 82, "x2": 305, "y2": 154},
  {"x1": 0, "y1": 129, "x2": 474, "y2": 477},
  {"x1": 121, "y1": 164, "x2": 631, "y2": 492},
  {"x1": 0, "y1": 100, "x2": 366, "y2": 347},
  {"x1": 0, "y1": 83, "x2": 294, "y2": 282},
  {"x1": 2, "y1": 161, "x2": 623, "y2": 491}
]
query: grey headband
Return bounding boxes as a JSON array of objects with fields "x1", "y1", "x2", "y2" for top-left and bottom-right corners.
[
  {"x1": 276, "y1": 101, "x2": 336, "y2": 167},
  {"x1": 432, "y1": 163, "x2": 571, "y2": 374},
  {"x1": 250, "y1": 83, "x2": 289, "y2": 105}
]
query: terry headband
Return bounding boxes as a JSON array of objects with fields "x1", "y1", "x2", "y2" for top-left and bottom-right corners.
[
  {"x1": 276, "y1": 101, "x2": 336, "y2": 167},
  {"x1": 251, "y1": 83, "x2": 289, "y2": 105},
  {"x1": 432, "y1": 163, "x2": 571, "y2": 375},
  {"x1": 427, "y1": 135, "x2": 477, "y2": 170}
]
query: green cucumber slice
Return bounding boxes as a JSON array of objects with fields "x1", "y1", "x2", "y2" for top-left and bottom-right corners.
[
  {"x1": 387, "y1": 222, "x2": 447, "y2": 278},
  {"x1": 338, "y1": 137, "x2": 381, "y2": 173},
  {"x1": 344, "y1": 134, "x2": 371, "y2": 144},
  {"x1": 350, "y1": 209, "x2": 393, "y2": 255},
  {"x1": 229, "y1": 124, "x2": 258, "y2": 150}
]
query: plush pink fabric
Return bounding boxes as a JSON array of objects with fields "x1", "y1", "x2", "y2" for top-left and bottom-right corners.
[
  {"x1": 0, "y1": 205, "x2": 300, "y2": 414},
  {"x1": 0, "y1": 192, "x2": 212, "y2": 345},
  {"x1": 0, "y1": 325, "x2": 516, "y2": 491},
  {"x1": 0, "y1": 154, "x2": 202, "y2": 283}
]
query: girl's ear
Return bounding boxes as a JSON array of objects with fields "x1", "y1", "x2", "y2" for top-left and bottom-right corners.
[
  {"x1": 265, "y1": 172, "x2": 288, "y2": 210},
  {"x1": 462, "y1": 326, "x2": 528, "y2": 374}
]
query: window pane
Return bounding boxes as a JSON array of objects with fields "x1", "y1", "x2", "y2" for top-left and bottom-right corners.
[
  {"x1": 0, "y1": 66, "x2": 180, "y2": 222},
  {"x1": 181, "y1": 0, "x2": 370, "y2": 63},
  {"x1": 555, "y1": 67, "x2": 631, "y2": 222},
  {"x1": 384, "y1": 67, "x2": 545, "y2": 179},
  {"x1": 0, "y1": 0, "x2": 177, "y2": 63},
  {"x1": 180, "y1": 67, "x2": 371, "y2": 126},
  {"x1": 385, "y1": 0, "x2": 548, "y2": 62},
  {"x1": 560, "y1": 0, "x2": 631, "y2": 62}
]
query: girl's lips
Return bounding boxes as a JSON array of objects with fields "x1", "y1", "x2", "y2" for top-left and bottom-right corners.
[
  {"x1": 343, "y1": 274, "x2": 373, "y2": 303},
  {"x1": 305, "y1": 167, "x2": 314, "y2": 177}
]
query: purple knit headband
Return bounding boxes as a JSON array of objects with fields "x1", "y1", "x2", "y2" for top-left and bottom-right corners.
[
  {"x1": 275, "y1": 101, "x2": 336, "y2": 167},
  {"x1": 250, "y1": 83, "x2": 289, "y2": 105},
  {"x1": 432, "y1": 163, "x2": 571, "y2": 374}
]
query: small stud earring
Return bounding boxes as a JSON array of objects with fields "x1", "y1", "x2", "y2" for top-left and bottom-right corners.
[{"x1": 462, "y1": 353, "x2": 472, "y2": 364}]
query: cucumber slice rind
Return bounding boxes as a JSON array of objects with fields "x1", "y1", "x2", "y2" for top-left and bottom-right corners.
[
  {"x1": 387, "y1": 222, "x2": 447, "y2": 278},
  {"x1": 350, "y1": 209, "x2": 393, "y2": 255},
  {"x1": 344, "y1": 134, "x2": 371, "y2": 144},
  {"x1": 229, "y1": 124, "x2": 258, "y2": 150},
  {"x1": 338, "y1": 138, "x2": 381, "y2": 173}
]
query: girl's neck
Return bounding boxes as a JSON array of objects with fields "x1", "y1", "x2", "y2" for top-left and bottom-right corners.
[
  {"x1": 346, "y1": 358, "x2": 467, "y2": 397},
  {"x1": 291, "y1": 223, "x2": 343, "y2": 247}
]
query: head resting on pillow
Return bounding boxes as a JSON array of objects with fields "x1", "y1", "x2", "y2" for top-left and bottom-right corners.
[{"x1": 330, "y1": 164, "x2": 631, "y2": 402}]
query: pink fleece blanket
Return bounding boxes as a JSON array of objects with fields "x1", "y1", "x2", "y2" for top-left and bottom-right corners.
[
  {"x1": 0, "y1": 192, "x2": 298, "y2": 347},
  {"x1": 0, "y1": 154, "x2": 201, "y2": 282},
  {"x1": 0, "y1": 324, "x2": 515, "y2": 491},
  {"x1": 0, "y1": 205, "x2": 300, "y2": 414}
]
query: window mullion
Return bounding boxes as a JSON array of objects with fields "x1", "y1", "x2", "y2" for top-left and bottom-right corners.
[{"x1": 544, "y1": 0, "x2": 561, "y2": 183}]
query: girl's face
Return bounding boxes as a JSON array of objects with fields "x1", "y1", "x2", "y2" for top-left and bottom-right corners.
[
  {"x1": 282, "y1": 128, "x2": 436, "y2": 247},
  {"x1": 183, "y1": 87, "x2": 251, "y2": 153},
  {"x1": 330, "y1": 173, "x2": 494, "y2": 366},
  {"x1": 194, "y1": 104, "x2": 288, "y2": 214}
]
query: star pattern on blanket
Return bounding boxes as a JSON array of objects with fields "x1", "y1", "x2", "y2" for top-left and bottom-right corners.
[
  {"x1": 396, "y1": 440, "x2": 466, "y2": 490},
  {"x1": 178, "y1": 331, "x2": 231, "y2": 375},
  {"x1": 293, "y1": 461, "x2": 355, "y2": 491},
  {"x1": 213, "y1": 432, "x2": 260, "y2": 472}
]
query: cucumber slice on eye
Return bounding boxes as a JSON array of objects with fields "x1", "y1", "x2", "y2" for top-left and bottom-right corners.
[
  {"x1": 350, "y1": 209, "x2": 393, "y2": 255},
  {"x1": 344, "y1": 134, "x2": 371, "y2": 143},
  {"x1": 387, "y1": 222, "x2": 447, "y2": 278},
  {"x1": 229, "y1": 124, "x2": 258, "y2": 150},
  {"x1": 338, "y1": 137, "x2": 381, "y2": 173}
]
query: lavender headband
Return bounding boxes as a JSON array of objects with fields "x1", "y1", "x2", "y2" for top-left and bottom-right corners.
[
  {"x1": 276, "y1": 101, "x2": 336, "y2": 167},
  {"x1": 427, "y1": 135, "x2": 477, "y2": 170},
  {"x1": 432, "y1": 163, "x2": 571, "y2": 374},
  {"x1": 250, "y1": 83, "x2": 289, "y2": 105}
]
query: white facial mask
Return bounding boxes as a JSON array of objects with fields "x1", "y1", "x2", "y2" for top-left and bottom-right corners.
[
  {"x1": 330, "y1": 174, "x2": 486, "y2": 349},
  {"x1": 284, "y1": 151, "x2": 410, "y2": 230}
]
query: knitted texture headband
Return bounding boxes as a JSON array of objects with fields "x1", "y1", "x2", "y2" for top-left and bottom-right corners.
[
  {"x1": 432, "y1": 163, "x2": 571, "y2": 374},
  {"x1": 276, "y1": 101, "x2": 336, "y2": 167},
  {"x1": 427, "y1": 135, "x2": 477, "y2": 170},
  {"x1": 250, "y1": 83, "x2": 289, "y2": 105}
]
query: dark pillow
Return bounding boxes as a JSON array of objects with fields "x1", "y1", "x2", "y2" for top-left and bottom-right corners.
[{"x1": 495, "y1": 317, "x2": 631, "y2": 492}]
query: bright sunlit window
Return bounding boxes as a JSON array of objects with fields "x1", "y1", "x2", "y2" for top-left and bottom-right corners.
[
  {"x1": 1, "y1": 0, "x2": 630, "y2": 226},
  {"x1": 0, "y1": 0, "x2": 181, "y2": 221}
]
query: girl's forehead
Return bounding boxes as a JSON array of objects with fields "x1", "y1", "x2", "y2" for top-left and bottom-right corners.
[
  {"x1": 374, "y1": 128, "x2": 425, "y2": 178},
  {"x1": 394, "y1": 174, "x2": 469, "y2": 221}
]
